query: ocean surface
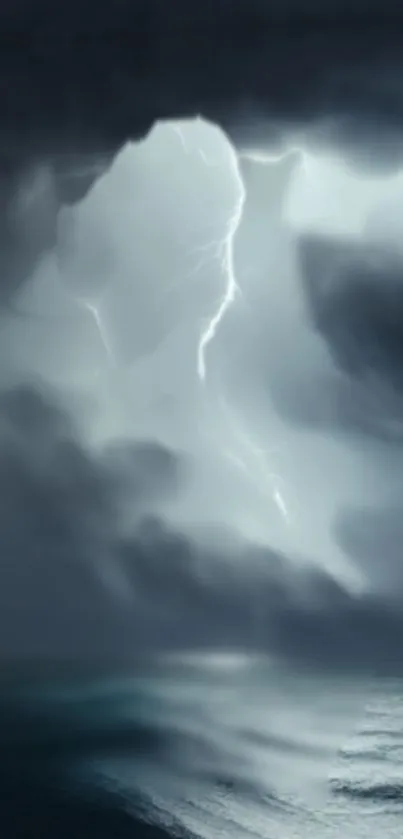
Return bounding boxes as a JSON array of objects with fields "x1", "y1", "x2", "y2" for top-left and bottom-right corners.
[{"x1": 1, "y1": 656, "x2": 401, "y2": 838}]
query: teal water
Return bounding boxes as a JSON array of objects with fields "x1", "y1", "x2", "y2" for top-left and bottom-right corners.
[{"x1": 1, "y1": 657, "x2": 401, "y2": 838}]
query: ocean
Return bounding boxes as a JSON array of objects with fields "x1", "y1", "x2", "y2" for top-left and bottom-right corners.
[{"x1": 1, "y1": 657, "x2": 401, "y2": 838}]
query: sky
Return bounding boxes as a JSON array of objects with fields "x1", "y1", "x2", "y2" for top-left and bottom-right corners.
[{"x1": 0, "y1": 114, "x2": 403, "y2": 675}]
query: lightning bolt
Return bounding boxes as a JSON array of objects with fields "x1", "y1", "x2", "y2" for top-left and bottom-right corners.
[
  {"x1": 219, "y1": 400, "x2": 291, "y2": 525},
  {"x1": 197, "y1": 140, "x2": 245, "y2": 382},
  {"x1": 56, "y1": 123, "x2": 295, "y2": 527},
  {"x1": 77, "y1": 297, "x2": 114, "y2": 365},
  {"x1": 173, "y1": 122, "x2": 298, "y2": 526},
  {"x1": 196, "y1": 139, "x2": 305, "y2": 379},
  {"x1": 56, "y1": 205, "x2": 115, "y2": 375}
]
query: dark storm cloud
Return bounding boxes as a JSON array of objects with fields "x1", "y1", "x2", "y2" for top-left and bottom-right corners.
[
  {"x1": 0, "y1": 384, "x2": 185, "y2": 662},
  {"x1": 1, "y1": 1, "x2": 403, "y2": 293},
  {"x1": 1, "y1": 0, "x2": 403, "y2": 169},
  {"x1": 1, "y1": 383, "x2": 402, "y2": 675},
  {"x1": 136, "y1": 525, "x2": 403, "y2": 676},
  {"x1": 268, "y1": 232, "x2": 403, "y2": 440},
  {"x1": 299, "y1": 236, "x2": 403, "y2": 389}
]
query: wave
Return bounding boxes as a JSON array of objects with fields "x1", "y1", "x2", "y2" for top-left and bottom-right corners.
[
  {"x1": 1, "y1": 657, "x2": 396, "y2": 837},
  {"x1": 332, "y1": 780, "x2": 403, "y2": 802}
]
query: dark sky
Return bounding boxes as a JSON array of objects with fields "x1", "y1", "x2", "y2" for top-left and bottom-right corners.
[{"x1": 0, "y1": 2, "x2": 402, "y2": 675}]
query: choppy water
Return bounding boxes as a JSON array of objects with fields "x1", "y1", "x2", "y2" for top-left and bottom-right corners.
[{"x1": 1, "y1": 656, "x2": 401, "y2": 838}]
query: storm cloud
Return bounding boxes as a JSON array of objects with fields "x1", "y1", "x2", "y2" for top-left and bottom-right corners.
[
  {"x1": 2, "y1": 1, "x2": 403, "y2": 293},
  {"x1": 2, "y1": 0, "x2": 403, "y2": 171},
  {"x1": 0, "y1": 21, "x2": 401, "y2": 680},
  {"x1": 0, "y1": 382, "x2": 400, "y2": 676},
  {"x1": 298, "y1": 235, "x2": 403, "y2": 388}
]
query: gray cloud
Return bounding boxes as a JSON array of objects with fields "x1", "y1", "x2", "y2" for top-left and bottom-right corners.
[
  {"x1": 335, "y1": 504, "x2": 403, "y2": 597},
  {"x1": 287, "y1": 233, "x2": 403, "y2": 439},
  {"x1": 0, "y1": 384, "x2": 185, "y2": 662},
  {"x1": 123, "y1": 523, "x2": 403, "y2": 676},
  {"x1": 242, "y1": 216, "x2": 403, "y2": 446},
  {"x1": 0, "y1": 114, "x2": 402, "y2": 679},
  {"x1": 0, "y1": 383, "x2": 401, "y2": 675},
  {"x1": 298, "y1": 235, "x2": 403, "y2": 387}
]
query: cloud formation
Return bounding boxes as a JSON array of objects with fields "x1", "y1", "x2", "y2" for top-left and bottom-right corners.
[
  {"x1": 0, "y1": 384, "x2": 185, "y2": 662},
  {"x1": 298, "y1": 235, "x2": 403, "y2": 387},
  {"x1": 0, "y1": 110, "x2": 401, "y2": 679},
  {"x1": 288, "y1": 233, "x2": 403, "y2": 440},
  {"x1": 2, "y1": 1, "x2": 403, "y2": 295},
  {"x1": 0, "y1": 383, "x2": 401, "y2": 675},
  {"x1": 335, "y1": 504, "x2": 403, "y2": 598},
  {"x1": 0, "y1": 0, "x2": 402, "y2": 173}
]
